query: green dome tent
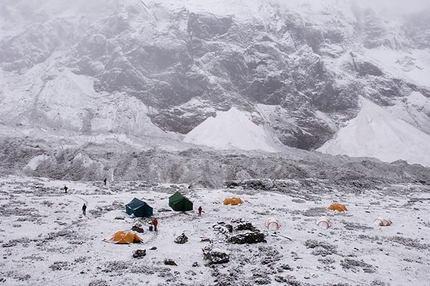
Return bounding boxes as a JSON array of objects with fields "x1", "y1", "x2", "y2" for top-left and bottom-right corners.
[
  {"x1": 169, "y1": 191, "x2": 193, "y2": 212},
  {"x1": 126, "y1": 198, "x2": 153, "y2": 218}
]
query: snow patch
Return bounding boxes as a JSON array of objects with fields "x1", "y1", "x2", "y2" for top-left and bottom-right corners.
[
  {"x1": 24, "y1": 155, "x2": 48, "y2": 171},
  {"x1": 317, "y1": 97, "x2": 430, "y2": 167},
  {"x1": 184, "y1": 107, "x2": 276, "y2": 152}
]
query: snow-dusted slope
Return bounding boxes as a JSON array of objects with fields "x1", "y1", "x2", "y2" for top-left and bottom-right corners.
[
  {"x1": 0, "y1": 65, "x2": 165, "y2": 137},
  {"x1": 318, "y1": 97, "x2": 430, "y2": 167},
  {"x1": 363, "y1": 48, "x2": 430, "y2": 88},
  {"x1": 183, "y1": 107, "x2": 276, "y2": 152}
]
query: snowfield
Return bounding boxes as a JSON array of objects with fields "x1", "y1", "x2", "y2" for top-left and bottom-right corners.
[{"x1": 0, "y1": 176, "x2": 429, "y2": 285}]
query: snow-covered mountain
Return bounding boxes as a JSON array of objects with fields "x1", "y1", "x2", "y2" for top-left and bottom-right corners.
[
  {"x1": 1, "y1": 3, "x2": 430, "y2": 285},
  {"x1": 1, "y1": 0, "x2": 430, "y2": 183}
]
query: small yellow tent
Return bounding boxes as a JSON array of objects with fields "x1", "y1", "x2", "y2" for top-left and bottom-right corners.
[
  {"x1": 106, "y1": 230, "x2": 142, "y2": 244},
  {"x1": 327, "y1": 203, "x2": 347, "y2": 212},
  {"x1": 223, "y1": 197, "x2": 243, "y2": 205}
]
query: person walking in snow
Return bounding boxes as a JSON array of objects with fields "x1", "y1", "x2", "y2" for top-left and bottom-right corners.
[
  {"x1": 152, "y1": 218, "x2": 158, "y2": 231},
  {"x1": 103, "y1": 178, "x2": 107, "y2": 186},
  {"x1": 82, "y1": 203, "x2": 87, "y2": 216},
  {"x1": 198, "y1": 206, "x2": 203, "y2": 216},
  {"x1": 64, "y1": 186, "x2": 68, "y2": 193}
]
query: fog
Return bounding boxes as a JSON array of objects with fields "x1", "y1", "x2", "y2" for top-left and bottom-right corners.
[
  {"x1": 2, "y1": 0, "x2": 430, "y2": 21},
  {"x1": 352, "y1": 0, "x2": 430, "y2": 16}
]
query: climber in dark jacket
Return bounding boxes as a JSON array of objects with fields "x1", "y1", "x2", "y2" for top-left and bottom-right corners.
[{"x1": 82, "y1": 203, "x2": 87, "y2": 216}]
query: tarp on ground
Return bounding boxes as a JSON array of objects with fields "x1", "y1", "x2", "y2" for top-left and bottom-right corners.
[
  {"x1": 169, "y1": 191, "x2": 193, "y2": 211},
  {"x1": 126, "y1": 198, "x2": 153, "y2": 218}
]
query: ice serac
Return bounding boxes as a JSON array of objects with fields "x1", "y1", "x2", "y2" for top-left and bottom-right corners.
[
  {"x1": 317, "y1": 97, "x2": 430, "y2": 167},
  {"x1": 183, "y1": 107, "x2": 276, "y2": 152}
]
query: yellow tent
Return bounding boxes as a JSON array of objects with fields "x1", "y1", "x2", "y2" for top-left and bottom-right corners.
[
  {"x1": 106, "y1": 230, "x2": 142, "y2": 244},
  {"x1": 223, "y1": 197, "x2": 243, "y2": 205},
  {"x1": 327, "y1": 203, "x2": 347, "y2": 212}
]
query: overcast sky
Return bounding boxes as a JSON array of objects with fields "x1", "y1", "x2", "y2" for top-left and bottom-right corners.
[{"x1": 358, "y1": 0, "x2": 430, "y2": 15}]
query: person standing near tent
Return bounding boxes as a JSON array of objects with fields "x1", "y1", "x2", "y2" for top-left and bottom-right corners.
[
  {"x1": 152, "y1": 218, "x2": 158, "y2": 231},
  {"x1": 198, "y1": 206, "x2": 203, "y2": 216},
  {"x1": 82, "y1": 203, "x2": 87, "y2": 216}
]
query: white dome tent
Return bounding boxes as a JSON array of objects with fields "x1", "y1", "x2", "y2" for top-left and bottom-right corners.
[
  {"x1": 265, "y1": 217, "x2": 281, "y2": 231},
  {"x1": 316, "y1": 216, "x2": 331, "y2": 229}
]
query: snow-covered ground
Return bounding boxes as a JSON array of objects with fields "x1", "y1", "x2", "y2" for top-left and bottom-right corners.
[{"x1": 0, "y1": 176, "x2": 429, "y2": 285}]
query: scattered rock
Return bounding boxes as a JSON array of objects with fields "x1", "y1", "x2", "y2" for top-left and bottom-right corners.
[
  {"x1": 132, "y1": 249, "x2": 146, "y2": 258},
  {"x1": 203, "y1": 246, "x2": 230, "y2": 264},
  {"x1": 341, "y1": 258, "x2": 376, "y2": 273},
  {"x1": 235, "y1": 222, "x2": 256, "y2": 231},
  {"x1": 304, "y1": 239, "x2": 337, "y2": 256},
  {"x1": 164, "y1": 259, "x2": 177, "y2": 266},
  {"x1": 49, "y1": 261, "x2": 70, "y2": 271},
  {"x1": 89, "y1": 279, "x2": 109, "y2": 286},
  {"x1": 132, "y1": 224, "x2": 144, "y2": 233},
  {"x1": 228, "y1": 231, "x2": 266, "y2": 244},
  {"x1": 200, "y1": 238, "x2": 213, "y2": 243},
  {"x1": 174, "y1": 233, "x2": 188, "y2": 244}
]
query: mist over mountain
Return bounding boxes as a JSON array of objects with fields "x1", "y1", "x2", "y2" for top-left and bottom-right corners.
[{"x1": 0, "y1": 0, "x2": 429, "y2": 186}]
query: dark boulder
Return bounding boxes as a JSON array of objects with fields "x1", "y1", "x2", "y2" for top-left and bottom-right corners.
[
  {"x1": 228, "y1": 231, "x2": 266, "y2": 244},
  {"x1": 164, "y1": 259, "x2": 177, "y2": 266},
  {"x1": 203, "y1": 247, "x2": 230, "y2": 264},
  {"x1": 132, "y1": 249, "x2": 146, "y2": 259},
  {"x1": 174, "y1": 232, "x2": 188, "y2": 244}
]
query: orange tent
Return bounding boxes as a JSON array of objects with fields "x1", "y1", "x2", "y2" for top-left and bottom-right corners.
[
  {"x1": 106, "y1": 230, "x2": 142, "y2": 244},
  {"x1": 223, "y1": 197, "x2": 243, "y2": 205},
  {"x1": 327, "y1": 203, "x2": 347, "y2": 212}
]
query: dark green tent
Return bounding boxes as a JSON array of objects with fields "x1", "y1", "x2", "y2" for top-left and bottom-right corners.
[
  {"x1": 126, "y1": 198, "x2": 153, "y2": 218},
  {"x1": 169, "y1": 191, "x2": 193, "y2": 212}
]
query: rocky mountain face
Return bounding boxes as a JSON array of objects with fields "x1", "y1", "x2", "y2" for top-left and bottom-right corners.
[{"x1": 0, "y1": 0, "x2": 429, "y2": 184}]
